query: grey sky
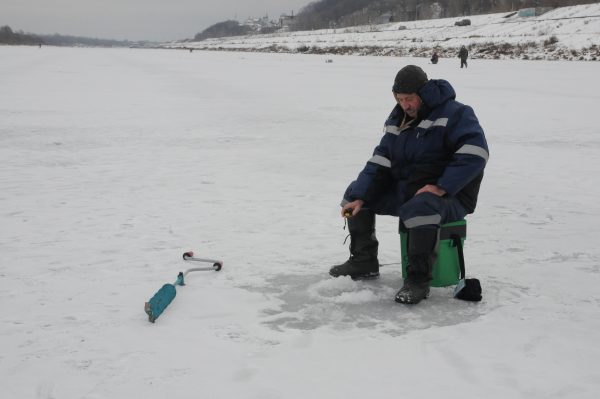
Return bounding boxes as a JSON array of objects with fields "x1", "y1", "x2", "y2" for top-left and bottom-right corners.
[{"x1": 1, "y1": 0, "x2": 310, "y2": 41}]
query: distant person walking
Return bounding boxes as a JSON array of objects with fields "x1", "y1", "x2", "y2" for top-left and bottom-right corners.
[
  {"x1": 430, "y1": 51, "x2": 439, "y2": 64},
  {"x1": 459, "y1": 46, "x2": 468, "y2": 68}
]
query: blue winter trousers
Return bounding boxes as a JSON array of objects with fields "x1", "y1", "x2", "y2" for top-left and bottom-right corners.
[{"x1": 342, "y1": 182, "x2": 468, "y2": 229}]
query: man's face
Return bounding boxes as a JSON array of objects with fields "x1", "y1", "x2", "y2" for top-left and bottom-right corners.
[{"x1": 394, "y1": 92, "x2": 422, "y2": 118}]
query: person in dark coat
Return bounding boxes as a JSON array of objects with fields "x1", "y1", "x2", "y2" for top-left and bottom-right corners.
[
  {"x1": 431, "y1": 51, "x2": 439, "y2": 64},
  {"x1": 329, "y1": 65, "x2": 488, "y2": 304},
  {"x1": 459, "y1": 45, "x2": 468, "y2": 68}
]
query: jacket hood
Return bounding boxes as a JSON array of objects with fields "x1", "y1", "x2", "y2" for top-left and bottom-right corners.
[{"x1": 418, "y1": 79, "x2": 456, "y2": 109}]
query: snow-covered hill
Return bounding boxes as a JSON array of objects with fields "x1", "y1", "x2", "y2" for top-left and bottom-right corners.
[{"x1": 166, "y1": 3, "x2": 600, "y2": 60}]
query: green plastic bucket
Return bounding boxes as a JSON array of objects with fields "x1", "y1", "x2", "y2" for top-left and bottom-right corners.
[{"x1": 400, "y1": 220, "x2": 466, "y2": 287}]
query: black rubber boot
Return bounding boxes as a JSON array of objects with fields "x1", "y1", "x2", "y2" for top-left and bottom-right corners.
[
  {"x1": 329, "y1": 209, "x2": 379, "y2": 280},
  {"x1": 395, "y1": 227, "x2": 438, "y2": 304}
]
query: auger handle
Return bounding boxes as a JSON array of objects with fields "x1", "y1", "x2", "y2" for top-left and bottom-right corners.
[{"x1": 182, "y1": 251, "x2": 223, "y2": 271}]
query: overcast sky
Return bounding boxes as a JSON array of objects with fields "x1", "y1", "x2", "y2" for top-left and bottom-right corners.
[{"x1": 1, "y1": 0, "x2": 310, "y2": 41}]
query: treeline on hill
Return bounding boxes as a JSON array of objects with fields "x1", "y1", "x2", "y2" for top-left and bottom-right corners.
[
  {"x1": 293, "y1": 0, "x2": 598, "y2": 30},
  {"x1": 0, "y1": 26, "x2": 41, "y2": 45},
  {"x1": 0, "y1": 25, "x2": 133, "y2": 47},
  {"x1": 193, "y1": 0, "x2": 597, "y2": 40},
  {"x1": 39, "y1": 34, "x2": 132, "y2": 47},
  {"x1": 194, "y1": 20, "x2": 253, "y2": 41}
]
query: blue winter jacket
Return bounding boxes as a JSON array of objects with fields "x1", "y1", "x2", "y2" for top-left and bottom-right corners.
[{"x1": 348, "y1": 79, "x2": 489, "y2": 213}]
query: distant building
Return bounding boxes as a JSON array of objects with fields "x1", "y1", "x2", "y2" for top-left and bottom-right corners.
[
  {"x1": 242, "y1": 15, "x2": 279, "y2": 33},
  {"x1": 279, "y1": 12, "x2": 295, "y2": 31}
]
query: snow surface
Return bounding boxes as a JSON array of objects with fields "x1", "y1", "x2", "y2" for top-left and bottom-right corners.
[
  {"x1": 1, "y1": 45, "x2": 600, "y2": 398},
  {"x1": 168, "y1": 3, "x2": 600, "y2": 60}
]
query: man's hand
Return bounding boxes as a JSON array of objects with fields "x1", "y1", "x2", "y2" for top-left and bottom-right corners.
[
  {"x1": 341, "y1": 199, "x2": 364, "y2": 217},
  {"x1": 416, "y1": 184, "x2": 446, "y2": 197}
]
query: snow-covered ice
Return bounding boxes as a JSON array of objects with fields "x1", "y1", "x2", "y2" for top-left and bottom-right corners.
[{"x1": 1, "y1": 45, "x2": 600, "y2": 398}]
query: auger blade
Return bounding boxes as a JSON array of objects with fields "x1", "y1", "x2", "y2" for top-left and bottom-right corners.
[{"x1": 145, "y1": 283, "x2": 177, "y2": 323}]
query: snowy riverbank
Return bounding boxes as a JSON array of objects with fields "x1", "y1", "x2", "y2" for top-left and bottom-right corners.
[{"x1": 164, "y1": 3, "x2": 600, "y2": 61}]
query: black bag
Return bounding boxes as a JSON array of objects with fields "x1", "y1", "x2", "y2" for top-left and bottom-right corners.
[
  {"x1": 454, "y1": 278, "x2": 482, "y2": 302},
  {"x1": 450, "y1": 235, "x2": 482, "y2": 302}
]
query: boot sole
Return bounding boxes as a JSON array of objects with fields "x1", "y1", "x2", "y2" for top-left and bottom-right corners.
[
  {"x1": 394, "y1": 291, "x2": 430, "y2": 304},
  {"x1": 350, "y1": 272, "x2": 380, "y2": 281},
  {"x1": 330, "y1": 271, "x2": 380, "y2": 280}
]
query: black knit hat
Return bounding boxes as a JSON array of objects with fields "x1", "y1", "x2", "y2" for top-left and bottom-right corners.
[{"x1": 392, "y1": 65, "x2": 428, "y2": 94}]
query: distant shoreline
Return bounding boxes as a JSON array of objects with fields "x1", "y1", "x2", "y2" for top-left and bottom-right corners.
[{"x1": 164, "y1": 43, "x2": 600, "y2": 61}]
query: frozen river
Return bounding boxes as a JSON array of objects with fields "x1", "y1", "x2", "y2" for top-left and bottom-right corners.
[{"x1": 1, "y1": 46, "x2": 599, "y2": 398}]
